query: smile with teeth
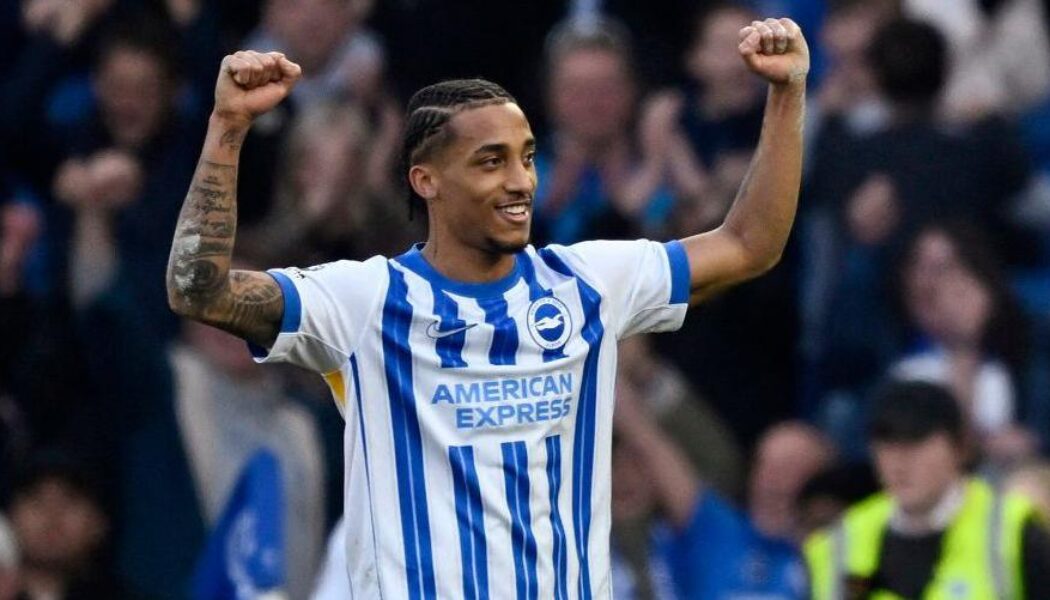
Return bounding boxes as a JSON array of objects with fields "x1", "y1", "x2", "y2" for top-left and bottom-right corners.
[{"x1": 499, "y1": 204, "x2": 529, "y2": 216}]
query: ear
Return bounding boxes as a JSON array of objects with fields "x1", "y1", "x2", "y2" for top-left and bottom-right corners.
[{"x1": 409, "y1": 164, "x2": 439, "y2": 201}]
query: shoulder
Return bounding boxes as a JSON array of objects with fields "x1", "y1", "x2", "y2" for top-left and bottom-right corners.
[
  {"x1": 806, "y1": 491, "x2": 891, "y2": 552},
  {"x1": 683, "y1": 490, "x2": 750, "y2": 540},
  {"x1": 271, "y1": 256, "x2": 391, "y2": 318},
  {"x1": 536, "y1": 239, "x2": 671, "y2": 274},
  {"x1": 280, "y1": 256, "x2": 390, "y2": 283}
]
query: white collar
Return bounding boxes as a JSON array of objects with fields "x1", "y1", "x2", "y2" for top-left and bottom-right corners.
[{"x1": 889, "y1": 480, "x2": 967, "y2": 535}]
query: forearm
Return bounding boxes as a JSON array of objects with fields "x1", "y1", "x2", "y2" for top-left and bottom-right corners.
[
  {"x1": 166, "y1": 115, "x2": 247, "y2": 312},
  {"x1": 70, "y1": 210, "x2": 117, "y2": 308},
  {"x1": 618, "y1": 415, "x2": 701, "y2": 530},
  {"x1": 614, "y1": 159, "x2": 665, "y2": 217},
  {"x1": 721, "y1": 81, "x2": 805, "y2": 271},
  {"x1": 665, "y1": 134, "x2": 707, "y2": 201}
]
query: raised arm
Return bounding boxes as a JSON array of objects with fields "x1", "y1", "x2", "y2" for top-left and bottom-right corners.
[
  {"x1": 613, "y1": 377, "x2": 700, "y2": 530},
  {"x1": 166, "y1": 51, "x2": 301, "y2": 347},
  {"x1": 680, "y1": 18, "x2": 808, "y2": 304}
]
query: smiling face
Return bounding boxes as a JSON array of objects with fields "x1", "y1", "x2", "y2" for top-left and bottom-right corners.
[{"x1": 413, "y1": 102, "x2": 538, "y2": 255}]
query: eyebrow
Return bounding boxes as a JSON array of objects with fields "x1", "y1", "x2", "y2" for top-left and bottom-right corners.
[{"x1": 472, "y1": 138, "x2": 537, "y2": 155}]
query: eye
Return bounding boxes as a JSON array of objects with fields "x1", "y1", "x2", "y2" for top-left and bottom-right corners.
[
  {"x1": 523, "y1": 151, "x2": 536, "y2": 166},
  {"x1": 481, "y1": 156, "x2": 503, "y2": 168}
]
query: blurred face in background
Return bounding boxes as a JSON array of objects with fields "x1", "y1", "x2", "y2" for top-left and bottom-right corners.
[
  {"x1": 288, "y1": 106, "x2": 369, "y2": 221},
  {"x1": 749, "y1": 423, "x2": 835, "y2": 541},
  {"x1": 94, "y1": 44, "x2": 174, "y2": 150},
  {"x1": 549, "y1": 47, "x2": 636, "y2": 149},
  {"x1": 820, "y1": 3, "x2": 890, "y2": 104},
  {"x1": 872, "y1": 432, "x2": 962, "y2": 515},
  {"x1": 264, "y1": 0, "x2": 357, "y2": 73},
  {"x1": 685, "y1": 7, "x2": 761, "y2": 112},
  {"x1": 903, "y1": 229, "x2": 992, "y2": 348},
  {"x1": 10, "y1": 477, "x2": 107, "y2": 572}
]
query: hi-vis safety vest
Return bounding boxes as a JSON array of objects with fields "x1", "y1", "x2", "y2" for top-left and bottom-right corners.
[{"x1": 804, "y1": 478, "x2": 1034, "y2": 600}]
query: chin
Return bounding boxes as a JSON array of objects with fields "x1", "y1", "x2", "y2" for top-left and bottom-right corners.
[{"x1": 486, "y1": 232, "x2": 531, "y2": 254}]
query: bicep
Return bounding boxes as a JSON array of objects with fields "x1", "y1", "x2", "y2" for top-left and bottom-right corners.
[
  {"x1": 196, "y1": 270, "x2": 284, "y2": 348},
  {"x1": 680, "y1": 227, "x2": 765, "y2": 304}
]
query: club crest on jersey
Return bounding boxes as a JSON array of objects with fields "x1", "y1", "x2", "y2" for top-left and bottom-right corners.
[{"x1": 527, "y1": 297, "x2": 571, "y2": 350}]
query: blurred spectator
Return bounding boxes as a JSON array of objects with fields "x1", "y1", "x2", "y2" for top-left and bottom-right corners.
[
  {"x1": 50, "y1": 18, "x2": 203, "y2": 340},
  {"x1": 749, "y1": 421, "x2": 839, "y2": 542},
  {"x1": 680, "y1": 4, "x2": 763, "y2": 167},
  {"x1": 369, "y1": 0, "x2": 563, "y2": 117},
  {"x1": 806, "y1": 0, "x2": 897, "y2": 154},
  {"x1": 890, "y1": 222, "x2": 1037, "y2": 466},
  {"x1": 600, "y1": 0, "x2": 700, "y2": 87},
  {"x1": 654, "y1": 149, "x2": 799, "y2": 448},
  {"x1": 634, "y1": 3, "x2": 762, "y2": 217},
  {"x1": 903, "y1": 0, "x2": 1050, "y2": 122},
  {"x1": 0, "y1": 188, "x2": 89, "y2": 491},
  {"x1": 64, "y1": 194, "x2": 330, "y2": 599},
  {"x1": 533, "y1": 16, "x2": 672, "y2": 243},
  {"x1": 796, "y1": 462, "x2": 880, "y2": 539},
  {"x1": 618, "y1": 336, "x2": 746, "y2": 499},
  {"x1": 3, "y1": 0, "x2": 224, "y2": 193},
  {"x1": 242, "y1": 100, "x2": 418, "y2": 265},
  {"x1": 0, "y1": 200, "x2": 40, "y2": 501},
  {"x1": 802, "y1": 18, "x2": 1034, "y2": 434},
  {"x1": 610, "y1": 388, "x2": 812, "y2": 599},
  {"x1": 805, "y1": 381, "x2": 1050, "y2": 599},
  {"x1": 1006, "y1": 462, "x2": 1050, "y2": 521},
  {"x1": 173, "y1": 320, "x2": 325, "y2": 600},
  {"x1": 1, "y1": 0, "x2": 118, "y2": 189},
  {"x1": 0, "y1": 202, "x2": 42, "y2": 298},
  {"x1": 0, "y1": 515, "x2": 18, "y2": 600},
  {"x1": 244, "y1": 0, "x2": 384, "y2": 107},
  {"x1": 7, "y1": 459, "x2": 127, "y2": 599}
]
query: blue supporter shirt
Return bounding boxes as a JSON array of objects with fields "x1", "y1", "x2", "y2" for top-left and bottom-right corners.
[{"x1": 653, "y1": 491, "x2": 808, "y2": 599}]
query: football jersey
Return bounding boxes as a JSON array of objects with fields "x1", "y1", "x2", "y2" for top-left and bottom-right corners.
[{"x1": 253, "y1": 239, "x2": 691, "y2": 600}]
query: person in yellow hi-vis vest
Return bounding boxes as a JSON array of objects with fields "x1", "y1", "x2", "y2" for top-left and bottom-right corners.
[{"x1": 805, "y1": 381, "x2": 1050, "y2": 599}]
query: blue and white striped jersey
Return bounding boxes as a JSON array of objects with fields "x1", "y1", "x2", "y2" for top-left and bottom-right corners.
[{"x1": 254, "y1": 239, "x2": 691, "y2": 600}]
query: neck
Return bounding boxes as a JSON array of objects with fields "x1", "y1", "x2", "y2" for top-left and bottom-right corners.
[
  {"x1": 891, "y1": 478, "x2": 967, "y2": 535},
  {"x1": 420, "y1": 235, "x2": 516, "y2": 283},
  {"x1": 22, "y1": 564, "x2": 67, "y2": 600},
  {"x1": 701, "y1": 86, "x2": 756, "y2": 119}
]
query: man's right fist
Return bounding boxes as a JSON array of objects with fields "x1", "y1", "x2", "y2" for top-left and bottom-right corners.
[{"x1": 214, "y1": 51, "x2": 302, "y2": 126}]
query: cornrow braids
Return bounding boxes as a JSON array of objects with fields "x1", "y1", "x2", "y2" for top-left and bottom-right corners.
[{"x1": 400, "y1": 78, "x2": 517, "y2": 219}]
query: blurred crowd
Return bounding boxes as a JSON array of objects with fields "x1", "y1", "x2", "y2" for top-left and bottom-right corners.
[{"x1": 2, "y1": 0, "x2": 1050, "y2": 598}]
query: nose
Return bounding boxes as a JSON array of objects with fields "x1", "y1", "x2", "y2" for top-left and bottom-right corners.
[{"x1": 504, "y1": 160, "x2": 536, "y2": 197}]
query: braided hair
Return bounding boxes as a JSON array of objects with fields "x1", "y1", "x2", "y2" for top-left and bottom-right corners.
[{"x1": 400, "y1": 79, "x2": 517, "y2": 218}]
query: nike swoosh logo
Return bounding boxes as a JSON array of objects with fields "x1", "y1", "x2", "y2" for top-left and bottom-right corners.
[{"x1": 425, "y1": 321, "x2": 477, "y2": 339}]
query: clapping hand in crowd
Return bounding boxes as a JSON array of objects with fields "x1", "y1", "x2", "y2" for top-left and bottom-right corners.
[{"x1": 53, "y1": 150, "x2": 144, "y2": 213}]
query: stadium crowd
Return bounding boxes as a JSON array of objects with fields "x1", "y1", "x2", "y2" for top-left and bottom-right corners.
[{"x1": 1, "y1": 0, "x2": 1050, "y2": 598}]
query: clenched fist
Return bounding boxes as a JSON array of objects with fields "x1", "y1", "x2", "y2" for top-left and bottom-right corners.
[
  {"x1": 213, "y1": 50, "x2": 302, "y2": 127},
  {"x1": 738, "y1": 18, "x2": 809, "y2": 86}
]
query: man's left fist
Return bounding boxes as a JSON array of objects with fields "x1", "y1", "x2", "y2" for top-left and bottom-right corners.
[{"x1": 738, "y1": 18, "x2": 809, "y2": 86}]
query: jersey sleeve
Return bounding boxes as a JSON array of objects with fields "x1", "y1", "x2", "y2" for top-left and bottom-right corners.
[
  {"x1": 553, "y1": 239, "x2": 691, "y2": 338},
  {"x1": 249, "y1": 257, "x2": 386, "y2": 373}
]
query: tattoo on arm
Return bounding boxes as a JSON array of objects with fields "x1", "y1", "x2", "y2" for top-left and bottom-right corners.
[
  {"x1": 167, "y1": 155, "x2": 282, "y2": 346},
  {"x1": 219, "y1": 129, "x2": 247, "y2": 151}
]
